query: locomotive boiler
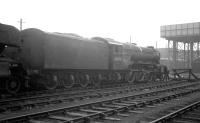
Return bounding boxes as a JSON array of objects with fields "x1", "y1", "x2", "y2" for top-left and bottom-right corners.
[{"x1": 0, "y1": 23, "x2": 164, "y2": 94}]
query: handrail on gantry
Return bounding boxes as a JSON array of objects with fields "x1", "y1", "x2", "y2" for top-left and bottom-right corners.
[{"x1": 172, "y1": 69, "x2": 199, "y2": 81}]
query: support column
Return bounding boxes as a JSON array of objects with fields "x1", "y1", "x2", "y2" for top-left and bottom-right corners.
[
  {"x1": 168, "y1": 40, "x2": 171, "y2": 69},
  {"x1": 184, "y1": 43, "x2": 186, "y2": 68},
  {"x1": 190, "y1": 42, "x2": 194, "y2": 68},
  {"x1": 176, "y1": 41, "x2": 179, "y2": 68},
  {"x1": 197, "y1": 42, "x2": 199, "y2": 58},
  {"x1": 187, "y1": 43, "x2": 190, "y2": 68},
  {"x1": 173, "y1": 41, "x2": 177, "y2": 68}
]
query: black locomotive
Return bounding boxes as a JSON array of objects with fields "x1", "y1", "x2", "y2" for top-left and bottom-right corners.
[{"x1": 0, "y1": 23, "x2": 168, "y2": 94}]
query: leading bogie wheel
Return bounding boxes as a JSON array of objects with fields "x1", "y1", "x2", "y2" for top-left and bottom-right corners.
[
  {"x1": 6, "y1": 77, "x2": 21, "y2": 94},
  {"x1": 115, "y1": 72, "x2": 122, "y2": 82},
  {"x1": 93, "y1": 74, "x2": 102, "y2": 87},
  {"x1": 126, "y1": 71, "x2": 135, "y2": 83},
  {"x1": 79, "y1": 74, "x2": 90, "y2": 88},
  {"x1": 62, "y1": 74, "x2": 75, "y2": 89},
  {"x1": 45, "y1": 74, "x2": 58, "y2": 90}
]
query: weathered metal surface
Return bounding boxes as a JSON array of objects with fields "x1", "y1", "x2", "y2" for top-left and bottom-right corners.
[
  {"x1": 0, "y1": 23, "x2": 20, "y2": 47},
  {"x1": 20, "y1": 29, "x2": 109, "y2": 70}
]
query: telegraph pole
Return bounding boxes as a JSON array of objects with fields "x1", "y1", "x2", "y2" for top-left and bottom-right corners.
[
  {"x1": 18, "y1": 18, "x2": 25, "y2": 31},
  {"x1": 156, "y1": 41, "x2": 157, "y2": 49}
]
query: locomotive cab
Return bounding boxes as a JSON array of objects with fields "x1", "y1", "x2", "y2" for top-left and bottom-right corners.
[
  {"x1": 108, "y1": 41, "x2": 123, "y2": 70},
  {"x1": 0, "y1": 58, "x2": 10, "y2": 77},
  {"x1": 0, "y1": 58, "x2": 22, "y2": 94},
  {"x1": 0, "y1": 44, "x2": 27, "y2": 94}
]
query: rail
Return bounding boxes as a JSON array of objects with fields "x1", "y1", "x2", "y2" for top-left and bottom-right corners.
[
  {"x1": 1, "y1": 82, "x2": 199, "y2": 122},
  {"x1": 150, "y1": 99, "x2": 200, "y2": 123}
]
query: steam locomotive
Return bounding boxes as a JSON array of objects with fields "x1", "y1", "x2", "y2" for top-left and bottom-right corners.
[{"x1": 0, "y1": 23, "x2": 166, "y2": 94}]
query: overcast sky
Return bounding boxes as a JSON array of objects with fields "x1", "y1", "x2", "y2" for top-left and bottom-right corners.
[{"x1": 1, "y1": 0, "x2": 200, "y2": 48}]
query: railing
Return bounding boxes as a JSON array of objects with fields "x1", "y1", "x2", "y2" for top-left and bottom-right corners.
[{"x1": 172, "y1": 69, "x2": 199, "y2": 81}]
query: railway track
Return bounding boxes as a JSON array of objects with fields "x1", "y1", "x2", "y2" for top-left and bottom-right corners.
[
  {"x1": 150, "y1": 96, "x2": 200, "y2": 123},
  {"x1": 0, "y1": 81, "x2": 199, "y2": 123},
  {"x1": 0, "y1": 81, "x2": 185, "y2": 114}
]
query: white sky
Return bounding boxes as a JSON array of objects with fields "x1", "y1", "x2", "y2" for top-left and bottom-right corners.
[{"x1": 1, "y1": 0, "x2": 200, "y2": 48}]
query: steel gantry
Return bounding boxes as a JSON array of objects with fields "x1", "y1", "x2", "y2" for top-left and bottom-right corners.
[{"x1": 161, "y1": 22, "x2": 200, "y2": 69}]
